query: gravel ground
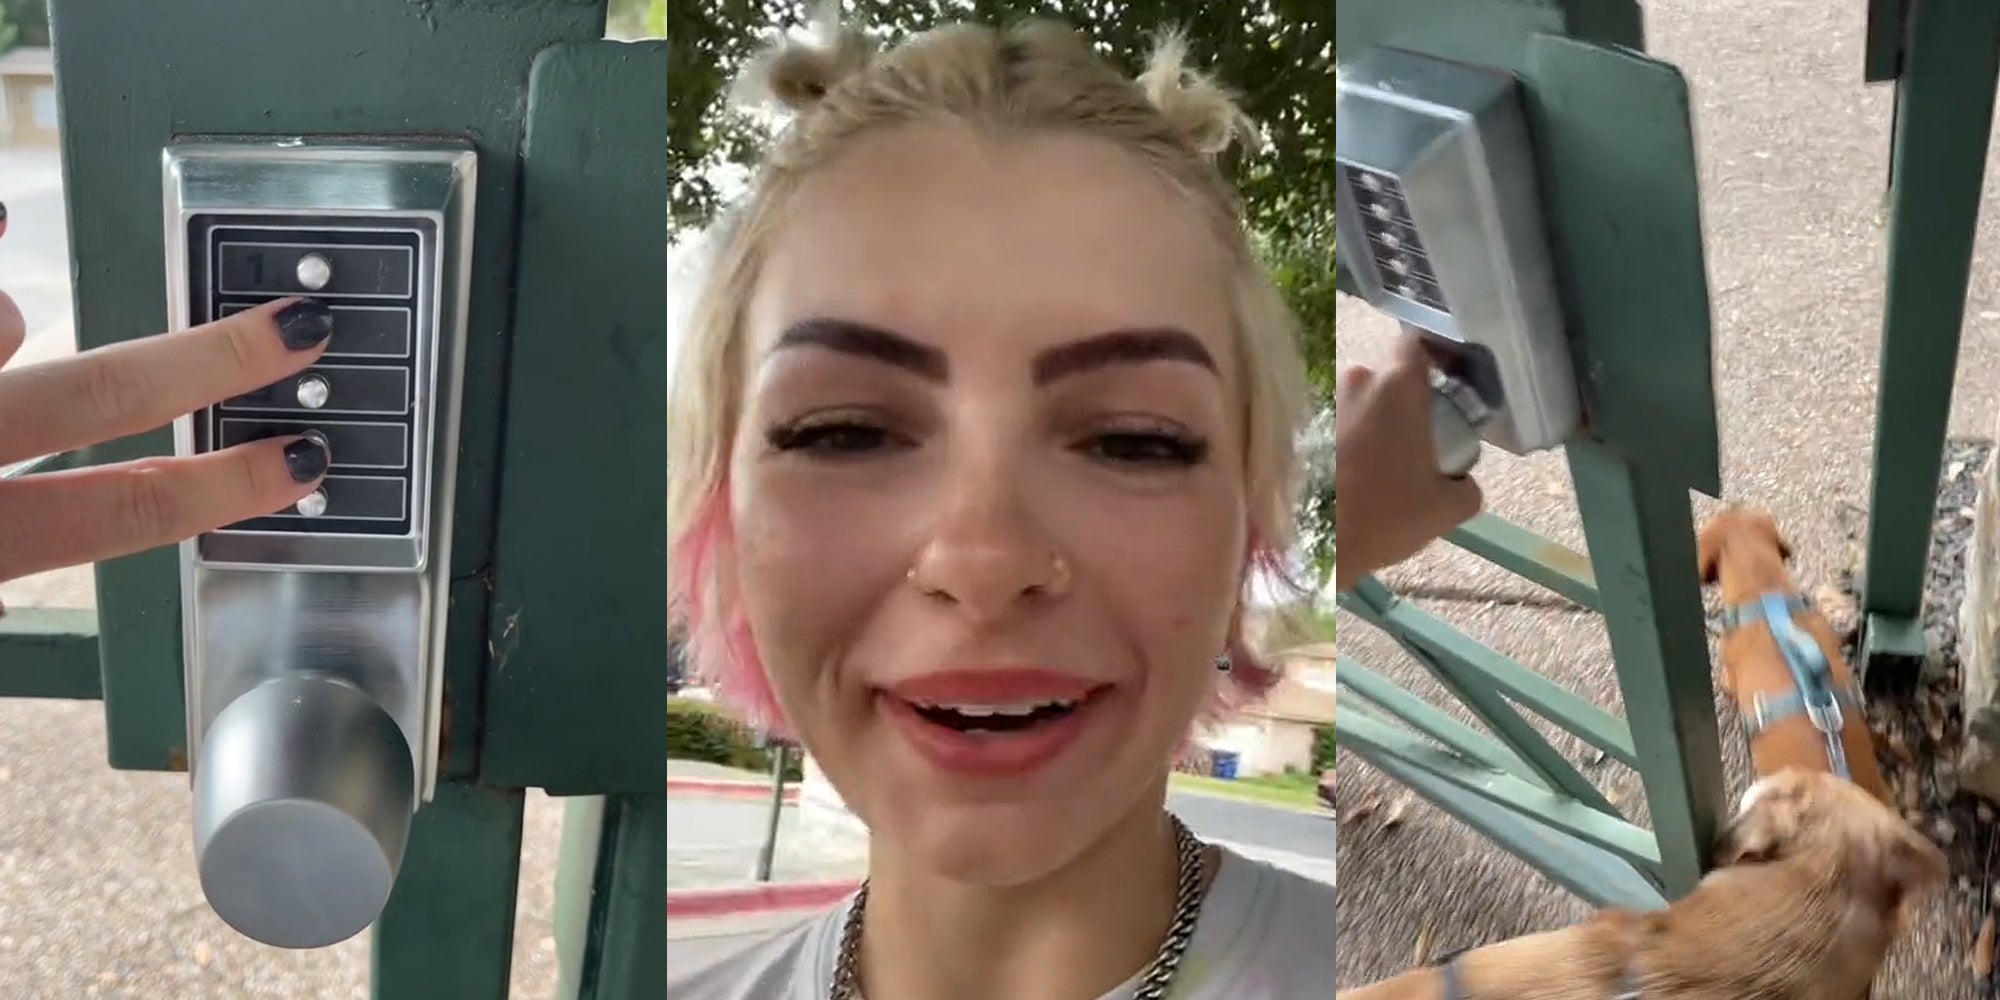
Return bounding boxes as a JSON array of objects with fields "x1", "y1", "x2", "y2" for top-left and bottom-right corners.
[{"x1": 1333, "y1": 0, "x2": 2000, "y2": 993}]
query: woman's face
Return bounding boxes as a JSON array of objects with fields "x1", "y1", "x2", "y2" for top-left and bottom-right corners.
[{"x1": 729, "y1": 121, "x2": 1248, "y2": 885}]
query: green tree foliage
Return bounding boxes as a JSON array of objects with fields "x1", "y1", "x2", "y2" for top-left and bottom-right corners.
[
  {"x1": 0, "y1": 0, "x2": 45, "y2": 51},
  {"x1": 667, "y1": 1, "x2": 1338, "y2": 566}
]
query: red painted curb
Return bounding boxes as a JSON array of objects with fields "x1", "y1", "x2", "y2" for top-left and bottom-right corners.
[
  {"x1": 667, "y1": 778, "x2": 801, "y2": 802},
  {"x1": 667, "y1": 879, "x2": 863, "y2": 920}
]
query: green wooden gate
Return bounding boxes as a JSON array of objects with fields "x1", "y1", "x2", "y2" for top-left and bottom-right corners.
[
  {"x1": 1332, "y1": 0, "x2": 1728, "y2": 909},
  {"x1": 0, "y1": 3, "x2": 665, "y2": 997},
  {"x1": 1335, "y1": 0, "x2": 2000, "y2": 911}
]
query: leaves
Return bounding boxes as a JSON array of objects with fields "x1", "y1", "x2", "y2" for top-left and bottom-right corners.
[{"x1": 666, "y1": 1, "x2": 1334, "y2": 335}]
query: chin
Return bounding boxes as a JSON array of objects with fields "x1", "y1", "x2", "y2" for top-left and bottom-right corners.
[{"x1": 878, "y1": 798, "x2": 1115, "y2": 887}]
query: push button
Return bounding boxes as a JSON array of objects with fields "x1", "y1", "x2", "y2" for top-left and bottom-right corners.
[
  {"x1": 295, "y1": 253, "x2": 333, "y2": 292},
  {"x1": 268, "y1": 476, "x2": 406, "y2": 523},
  {"x1": 220, "y1": 303, "x2": 413, "y2": 359},
  {"x1": 217, "y1": 243, "x2": 414, "y2": 298},
  {"x1": 295, "y1": 489, "x2": 329, "y2": 518},
  {"x1": 296, "y1": 375, "x2": 330, "y2": 410},
  {"x1": 219, "y1": 419, "x2": 409, "y2": 470},
  {"x1": 221, "y1": 366, "x2": 409, "y2": 416}
]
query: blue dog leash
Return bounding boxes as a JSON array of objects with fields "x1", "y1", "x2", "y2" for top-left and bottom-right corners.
[{"x1": 1719, "y1": 591, "x2": 1860, "y2": 779}]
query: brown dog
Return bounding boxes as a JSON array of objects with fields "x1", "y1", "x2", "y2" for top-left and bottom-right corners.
[
  {"x1": 1335, "y1": 768, "x2": 1946, "y2": 1000},
  {"x1": 1696, "y1": 505, "x2": 1892, "y2": 805}
]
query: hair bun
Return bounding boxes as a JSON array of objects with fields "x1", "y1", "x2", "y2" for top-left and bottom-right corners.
[
  {"x1": 730, "y1": 0, "x2": 876, "y2": 115},
  {"x1": 1136, "y1": 31, "x2": 1259, "y2": 159}
]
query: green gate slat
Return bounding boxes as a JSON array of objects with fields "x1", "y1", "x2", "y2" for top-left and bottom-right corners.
[
  {"x1": 1339, "y1": 712, "x2": 1667, "y2": 911},
  {"x1": 1859, "y1": 0, "x2": 2000, "y2": 669},
  {"x1": 1341, "y1": 578, "x2": 1637, "y2": 767},
  {"x1": 371, "y1": 782, "x2": 527, "y2": 1000},
  {"x1": 1445, "y1": 512, "x2": 1600, "y2": 610},
  {"x1": 555, "y1": 794, "x2": 667, "y2": 1000},
  {"x1": 0, "y1": 608, "x2": 101, "y2": 700},
  {"x1": 1335, "y1": 656, "x2": 1548, "y2": 787},
  {"x1": 1563, "y1": 441, "x2": 1724, "y2": 899},
  {"x1": 1340, "y1": 585, "x2": 1620, "y2": 818},
  {"x1": 479, "y1": 38, "x2": 669, "y2": 796},
  {"x1": 1334, "y1": 710, "x2": 1662, "y2": 874}
]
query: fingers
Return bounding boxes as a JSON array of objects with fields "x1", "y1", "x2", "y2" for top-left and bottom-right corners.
[
  {"x1": 0, "y1": 289, "x2": 20, "y2": 370},
  {"x1": 0, "y1": 435, "x2": 329, "y2": 582},
  {"x1": 0, "y1": 297, "x2": 334, "y2": 467}
]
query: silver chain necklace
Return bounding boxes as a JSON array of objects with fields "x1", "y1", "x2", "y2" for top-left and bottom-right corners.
[{"x1": 829, "y1": 813, "x2": 1209, "y2": 1000}]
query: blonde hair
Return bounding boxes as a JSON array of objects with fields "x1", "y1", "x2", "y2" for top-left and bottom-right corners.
[{"x1": 668, "y1": 4, "x2": 1313, "y2": 733}]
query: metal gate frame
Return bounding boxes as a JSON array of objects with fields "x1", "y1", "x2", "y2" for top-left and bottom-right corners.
[
  {"x1": 1336, "y1": 0, "x2": 2000, "y2": 910},
  {"x1": 1333, "y1": 0, "x2": 1728, "y2": 907},
  {"x1": 0, "y1": 3, "x2": 666, "y2": 997}
]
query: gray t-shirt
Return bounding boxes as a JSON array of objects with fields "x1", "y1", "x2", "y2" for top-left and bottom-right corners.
[{"x1": 669, "y1": 845, "x2": 1340, "y2": 999}]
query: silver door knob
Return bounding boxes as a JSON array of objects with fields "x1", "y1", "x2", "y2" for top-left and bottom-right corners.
[
  {"x1": 192, "y1": 676, "x2": 416, "y2": 949},
  {"x1": 1431, "y1": 382, "x2": 1485, "y2": 479}
]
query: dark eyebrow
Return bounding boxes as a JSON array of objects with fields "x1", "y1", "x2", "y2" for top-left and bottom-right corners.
[
  {"x1": 1032, "y1": 328, "x2": 1218, "y2": 385},
  {"x1": 773, "y1": 318, "x2": 948, "y2": 380},
  {"x1": 771, "y1": 319, "x2": 1217, "y2": 386}
]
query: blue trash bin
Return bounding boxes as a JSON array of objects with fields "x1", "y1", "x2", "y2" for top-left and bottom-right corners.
[{"x1": 1212, "y1": 750, "x2": 1240, "y2": 780}]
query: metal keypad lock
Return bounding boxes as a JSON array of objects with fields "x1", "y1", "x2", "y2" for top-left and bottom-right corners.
[
  {"x1": 164, "y1": 137, "x2": 476, "y2": 949},
  {"x1": 1335, "y1": 46, "x2": 1584, "y2": 478}
]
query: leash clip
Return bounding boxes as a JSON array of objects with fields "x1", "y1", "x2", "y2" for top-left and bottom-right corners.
[{"x1": 1803, "y1": 686, "x2": 1843, "y2": 736}]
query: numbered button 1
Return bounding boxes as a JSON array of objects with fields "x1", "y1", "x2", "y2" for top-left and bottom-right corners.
[{"x1": 295, "y1": 253, "x2": 333, "y2": 291}]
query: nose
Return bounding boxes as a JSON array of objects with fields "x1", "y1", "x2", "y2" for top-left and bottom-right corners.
[{"x1": 905, "y1": 467, "x2": 1071, "y2": 619}]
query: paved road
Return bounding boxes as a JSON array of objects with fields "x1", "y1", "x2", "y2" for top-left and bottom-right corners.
[
  {"x1": 667, "y1": 787, "x2": 1336, "y2": 894},
  {"x1": 1166, "y1": 790, "x2": 1335, "y2": 862}
]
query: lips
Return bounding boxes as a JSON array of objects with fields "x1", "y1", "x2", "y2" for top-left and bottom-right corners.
[{"x1": 881, "y1": 669, "x2": 1112, "y2": 778}]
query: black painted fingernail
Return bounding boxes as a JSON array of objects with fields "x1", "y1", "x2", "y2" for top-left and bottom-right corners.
[
  {"x1": 274, "y1": 298, "x2": 334, "y2": 350},
  {"x1": 284, "y1": 436, "x2": 330, "y2": 482}
]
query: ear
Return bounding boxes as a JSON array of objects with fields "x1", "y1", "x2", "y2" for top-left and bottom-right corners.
[
  {"x1": 1696, "y1": 523, "x2": 1724, "y2": 586},
  {"x1": 1759, "y1": 515, "x2": 1794, "y2": 563},
  {"x1": 1717, "y1": 797, "x2": 1800, "y2": 866},
  {"x1": 1863, "y1": 822, "x2": 1948, "y2": 916}
]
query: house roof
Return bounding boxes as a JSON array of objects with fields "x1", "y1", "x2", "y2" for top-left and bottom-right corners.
[
  {"x1": 1239, "y1": 649, "x2": 1338, "y2": 724},
  {"x1": 0, "y1": 47, "x2": 53, "y2": 77}
]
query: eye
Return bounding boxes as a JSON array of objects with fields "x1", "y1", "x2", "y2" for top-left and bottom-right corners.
[
  {"x1": 1081, "y1": 429, "x2": 1209, "y2": 467},
  {"x1": 764, "y1": 418, "x2": 908, "y2": 458}
]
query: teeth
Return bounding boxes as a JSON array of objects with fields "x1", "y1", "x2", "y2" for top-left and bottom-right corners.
[{"x1": 922, "y1": 700, "x2": 1077, "y2": 716}]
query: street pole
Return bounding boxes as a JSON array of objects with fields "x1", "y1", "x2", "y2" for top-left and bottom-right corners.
[{"x1": 755, "y1": 740, "x2": 788, "y2": 882}]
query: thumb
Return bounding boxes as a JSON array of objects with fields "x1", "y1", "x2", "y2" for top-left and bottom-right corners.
[
  {"x1": 1439, "y1": 473, "x2": 1484, "y2": 526},
  {"x1": 1390, "y1": 330, "x2": 1436, "y2": 373},
  {"x1": 1337, "y1": 362, "x2": 1375, "y2": 397}
]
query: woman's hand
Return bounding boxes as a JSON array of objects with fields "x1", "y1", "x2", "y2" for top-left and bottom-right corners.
[
  {"x1": 1333, "y1": 333, "x2": 1483, "y2": 591},
  {"x1": 0, "y1": 291, "x2": 336, "y2": 585}
]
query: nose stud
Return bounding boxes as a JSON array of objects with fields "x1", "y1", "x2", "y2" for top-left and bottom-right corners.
[
  {"x1": 904, "y1": 553, "x2": 1073, "y2": 598},
  {"x1": 1047, "y1": 554, "x2": 1071, "y2": 594}
]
